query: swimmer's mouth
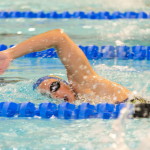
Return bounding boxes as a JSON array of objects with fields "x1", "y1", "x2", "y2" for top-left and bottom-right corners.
[{"x1": 64, "y1": 96, "x2": 69, "y2": 102}]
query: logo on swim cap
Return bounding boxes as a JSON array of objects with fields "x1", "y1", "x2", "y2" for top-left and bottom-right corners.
[{"x1": 33, "y1": 75, "x2": 68, "y2": 90}]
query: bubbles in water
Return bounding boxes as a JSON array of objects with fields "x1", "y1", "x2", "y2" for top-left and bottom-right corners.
[
  {"x1": 115, "y1": 40, "x2": 125, "y2": 46},
  {"x1": 28, "y1": 28, "x2": 36, "y2": 32}
]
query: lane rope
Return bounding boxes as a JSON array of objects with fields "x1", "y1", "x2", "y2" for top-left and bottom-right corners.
[
  {"x1": 0, "y1": 11, "x2": 149, "y2": 19},
  {"x1": 0, "y1": 102, "x2": 149, "y2": 119},
  {"x1": 0, "y1": 44, "x2": 150, "y2": 60}
]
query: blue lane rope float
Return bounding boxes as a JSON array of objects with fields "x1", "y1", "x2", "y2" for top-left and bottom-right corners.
[
  {"x1": 0, "y1": 11, "x2": 149, "y2": 19},
  {"x1": 0, "y1": 102, "x2": 149, "y2": 119},
  {"x1": 0, "y1": 44, "x2": 150, "y2": 60}
]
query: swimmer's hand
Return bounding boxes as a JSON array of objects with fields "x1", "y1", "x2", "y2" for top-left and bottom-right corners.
[{"x1": 0, "y1": 52, "x2": 12, "y2": 74}]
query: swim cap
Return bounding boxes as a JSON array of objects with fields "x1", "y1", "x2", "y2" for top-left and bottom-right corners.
[{"x1": 33, "y1": 75, "x2": 69, "y2": 90}]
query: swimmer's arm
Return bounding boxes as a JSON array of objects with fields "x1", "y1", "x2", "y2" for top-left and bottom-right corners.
[{"x1": 1, "y1": 29, "x2": 97, "y2": 79}]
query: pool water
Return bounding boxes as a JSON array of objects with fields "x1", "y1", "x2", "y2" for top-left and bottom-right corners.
[
  {"x1": 0, "y1": 58, "x2": 150, "y2": 150},
  {"x1": 0, "y1": 58, "x2": 150, "y2": 103},
  {"x1": 0, "y1": 19, "x2": 150, "y2": 46},
  {"x1": 0, "y1": 0, "x2": 150, "y2": 12},
  {"x1": 0, "y1": 0, "x2": 150, "y2": 149},
  {"x1": 0, "y1": 118, "x2": 150, "y2": 150}
]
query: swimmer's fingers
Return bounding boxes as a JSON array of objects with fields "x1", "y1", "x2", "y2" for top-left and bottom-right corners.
[{"x1": 0, "y1": 52, "x2": 12, "y2": 74}]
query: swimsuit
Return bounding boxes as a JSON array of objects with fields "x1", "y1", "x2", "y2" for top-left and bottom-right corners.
[{"x1": 127, "y1": 96, "x2": 149, "y2": 104}]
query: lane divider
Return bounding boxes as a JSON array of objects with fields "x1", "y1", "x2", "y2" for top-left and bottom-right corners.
[
  {"x1": 0, "y1": 44, "x2": 150, "y2": 60},
  {"x1": 0, "y1": 11, "x2": 149, "y2": 19},
  {"x1": 0, "y1": 102, "x2": 149, "y2": 119}
]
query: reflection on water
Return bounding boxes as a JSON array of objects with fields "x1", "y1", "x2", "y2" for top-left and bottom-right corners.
[
  {"x1": 0, "y1": 117, "x2": 150, "y2": 150},
  {"x1": 0, "y1": 19, "x2": 150, "y2": 46},
  {"x1": 0, "y1": 0, "x2": 150, "y2": 12}
]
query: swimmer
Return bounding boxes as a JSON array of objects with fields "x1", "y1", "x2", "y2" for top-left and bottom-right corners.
[{"x1": 0, "y1": 29, "x2": 144, "y2": 104}]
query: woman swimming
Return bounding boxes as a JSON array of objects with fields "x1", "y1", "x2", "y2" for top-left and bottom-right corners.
[{"x1": 0, "y1": 29, "x2": 139, "y2": 104}]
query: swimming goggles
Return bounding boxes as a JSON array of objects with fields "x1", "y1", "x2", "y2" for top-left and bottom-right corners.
[
  {"x1": 50, "y1": 81, "x2": 60, "y2": 92},
  {"x1": 33, "y1": 76, "x2": 68, "y2": 90},
  {"x1": 49, "y1": 81, "x2": 69, "y2": 101}
]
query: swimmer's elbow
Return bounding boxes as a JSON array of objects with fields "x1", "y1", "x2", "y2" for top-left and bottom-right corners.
[
  {"x1": 51, "y1": 29, "x2": 69, "y2": 44},
  {"x1": 52, "y1": 29, "x2": 66, "y2": 36},
  {"x1": 45, "y1": 29, "x2": 69, "y2": 48}
]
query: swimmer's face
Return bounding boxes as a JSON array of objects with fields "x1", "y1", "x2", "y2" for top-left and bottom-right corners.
[{"x1": 38, "y1": 78, "x2": 76, "y2": 103}]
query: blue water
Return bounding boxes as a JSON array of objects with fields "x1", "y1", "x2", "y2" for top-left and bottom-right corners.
[
  {"x1": 0, "y1": 0, "x2": 150, "y2": 149},
  {"x1": 0, "y1": 19, "x2": 150, "y2": 46},
  {"x1": 0, "y1": 58, "x2": 150, "y2": 150},
  {"x1": 0, "y1": 0, "x2": 150, "y2": 12},
  {"x1": 0, "y1": 118, "x2": 149, "y2": 150},
  {"x1": 0, "y1": 58, "x2": 150, "y2": 103}
]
